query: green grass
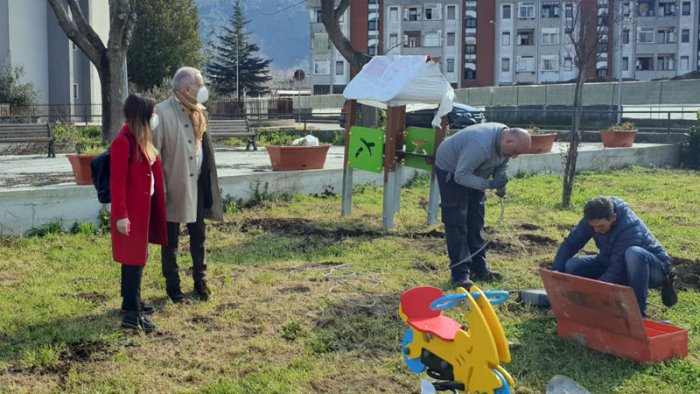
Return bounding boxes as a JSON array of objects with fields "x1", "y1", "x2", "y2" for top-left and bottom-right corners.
[{"x1": 0, "y1": 167, "x2": 699, "y2": 393}]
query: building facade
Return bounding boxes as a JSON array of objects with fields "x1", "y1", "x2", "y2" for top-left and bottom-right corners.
[
  {"x1": 0, "y1": 0, "x2": 108, "y2": 114},
  {"x1": 307, "y1": 0, "x2": 700, "y2": 92}
]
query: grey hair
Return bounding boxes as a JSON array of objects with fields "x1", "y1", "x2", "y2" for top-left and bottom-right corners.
[{"x1": 172, "y1": 67, "x2": 201, "y2": 92}]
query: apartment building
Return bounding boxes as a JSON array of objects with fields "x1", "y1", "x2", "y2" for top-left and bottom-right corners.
[{"x1": 0, "y1": 0, "x2": 108, "y2": 111}]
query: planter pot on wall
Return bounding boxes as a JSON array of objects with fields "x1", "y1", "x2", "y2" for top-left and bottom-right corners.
[
  {"x1": 266, "y1": 144, "x2": 331, "y2": 171},
  {"x1": 527, "y1": 133, "x2": 557, "y2": 154},
  {"x1": 600, "y1": 130, "x2": 637, "y2": 148},
  {"x1": 67, "y1": 154, "x2": 97, "y2": 185}
]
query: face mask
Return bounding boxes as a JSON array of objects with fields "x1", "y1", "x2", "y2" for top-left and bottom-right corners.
[
  {"x1": 150, "y1": 114, "x2": 159, "y2": 130},
  {"x1": 196, "y1": 86, "x2": 209, "y2": 104}
]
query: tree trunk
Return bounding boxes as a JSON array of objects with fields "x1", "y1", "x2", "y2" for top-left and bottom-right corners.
[
  {"x1": 562, "y1": 71, "x2": 585, "y2": 208},
  {"x1": 102, "y1": 50, "x2": 127, "y2": 142}
]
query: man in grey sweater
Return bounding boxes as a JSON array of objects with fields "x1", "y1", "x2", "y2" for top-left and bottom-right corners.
[{"x1": 435, "y1": 122, "x2": 531, "y2": 289}]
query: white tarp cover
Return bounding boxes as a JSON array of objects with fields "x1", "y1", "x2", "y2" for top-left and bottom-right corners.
[{"x1": 343, "y1": 55, "x2": 455, "y2": 128}]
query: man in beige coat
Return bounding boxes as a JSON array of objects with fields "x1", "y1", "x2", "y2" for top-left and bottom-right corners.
[{"x1": 153, "y1": 66, "x2": 224, "y2": 303}]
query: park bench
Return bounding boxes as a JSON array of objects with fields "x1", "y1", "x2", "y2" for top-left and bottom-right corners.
[
  {"x1": 208, "y1": 119, "x2": 257, "y2": 151},
  {"x1": 0, "y1": 122, "x2": 55, "y2": 157}
]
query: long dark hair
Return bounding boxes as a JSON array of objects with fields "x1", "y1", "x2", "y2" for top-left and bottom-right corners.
[{"x1": 123, "y1": 93, "x2": 157, "y2": 162}]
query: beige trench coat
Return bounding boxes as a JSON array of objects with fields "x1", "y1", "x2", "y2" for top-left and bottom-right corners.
[{"x1": 153, "y1": 96, "x2": 224, "y2": 223}]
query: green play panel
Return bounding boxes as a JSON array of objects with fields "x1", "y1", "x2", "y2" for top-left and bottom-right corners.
[
  {"x1": 404, "y1": 127, "x2": 436, "y2": 171},
  {"x1": 348, "y1": 126, "x2": 385, "y2": 173}
]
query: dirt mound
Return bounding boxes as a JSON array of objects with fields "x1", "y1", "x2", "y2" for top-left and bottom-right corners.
[{"x1": 670, "y1": 257, "x2": 700, "y2": 291}]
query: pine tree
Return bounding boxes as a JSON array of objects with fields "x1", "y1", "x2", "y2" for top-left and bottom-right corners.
[{"x1": 206, "y1": 0, "x2": 272, "y2": 100}]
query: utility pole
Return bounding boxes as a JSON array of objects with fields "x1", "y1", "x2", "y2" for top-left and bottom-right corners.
[
  {"x1": 236, "y1": 32, "x2": 240, "y2": 102},
  {"x1": 616, "y1": 0, "x2": 624, "y2": 124}
]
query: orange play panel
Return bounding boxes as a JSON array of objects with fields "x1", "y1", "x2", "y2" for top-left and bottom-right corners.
[{"x1": 540, "y1": 269, "x2": 688, "y2": 363}]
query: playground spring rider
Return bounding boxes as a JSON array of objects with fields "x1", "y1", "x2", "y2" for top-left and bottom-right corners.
[{"x1": 399, "y1": 286, "x2": 514, "y2": 393}]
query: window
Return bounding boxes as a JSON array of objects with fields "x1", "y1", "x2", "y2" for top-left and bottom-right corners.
[
  {"x1": 315, "y1": 9, "x2": 322, "y2": 23},
  {"x1": 518, "y1": 3, "x2": 535, "y2": 19},
  {"x1": 596, "y1": 68, "x2": 608, "y2": 77},
  {"x1": 405, "y1": 31, "x2": 420, "y2": 47},
  {"x1": 465, "y1": 44, "x2": 477, "y2": 54},
  {"x1": 682, "y1": 1, "x2": 691, "y2": 16},
  {"x1": 637, "y1": 27, "x2": 654, "y2": 43},
  {"x1": 447, "y1": 32, "x2": 456, "y2": 46},
  {"x1": 464, "y1": 67, "x2": 476, "y2": 80},
  {"x1": 681, "y1": 29, "x2": 690, "y2": 43},
  {"x1": 565, "y1": 4, "x2": 573, "y2": 17},
  {"x1": 423, "y1": 33, "x2": 441, "y2": 47},
  {"x1": 541, "y1": 4, "x2": 560, "y2": 18},
  {"x1": 517, "y1": 30, "x2": 534, "y2": 45},
  {"x1": 636, "y1": 56, "x2": 654, "y2": 70},
  {"x1": 622, "y1": 56, "x2": 629, "y2": 70},
  {"x1": 73, "y1": 83, "x2": 79, "y2": 100},
  {"x1": 657, "y1": 54, "x2": 675, "y2": 71},
  {"x1": 407, "y1": 7, "x2": 420, "y2": 21},
  {"x1": 502, "y1": 31, "x2": 511, "y2": 46},
  {"x1": 541, "y1": 28, "x2": 559, "y2": 45},
  {"x1": 541, "y1": 55, "x2": 559, "y2": 71},
  {"x1": 564, "y1": 57, "x2": 573, "y2": 71},
  {"x1": 368, "y1": 46, "x2": 377, "y2": 56},
  {"x1": 657, "y1": 27, "x2": 676, "y2": 43},
  {"x1": 314, "y1": 61, "x2": 330, "y2": 74},
  {"x1": 517, "y1": 56, "x2": 534, "y2": 72},
  {"x1": 389, "y1": 7, "x2": 399, "y2": 21},
  {"x1": 502, "y1": 4, "x2": 512, "y2": 19},
  {"x1": 680, "y1": 56, "x2": 689, "y2": 70},
  {"x1": 636, "y1": 0, "x2": 656, "y2": 17},
  {"x1": 312, "y1": 32, "x2": 329, "y2": 54},
  {"x1": 446, "y1": 58, "x2": 455, "y2": 73},
  {"x1": 466, "y1": 17, "x2": 477, "y2": 28},
  {"x1": 336, "y1": 61, "x2": 344, "y2": 75},
  {"x1": 368, "y1": 19, "x2": 378, "y2": 30},
  {"x1": 447, "y1": 5, "x2": 456, "y2": 20},
  {"x1": 389, "y1": 34, "x2": 398, "y2": 49},
  {"x1": 500, "y1": 58, "x2": 510, "y2": 72},
  {"x1": 623, "y1": 2, "x2": 630, "y2": 16},
  {"x1": 659, "y1": 1, "x2": 676, "y2": 16},
  {"x1": 623, "y1": 29, "x2": 630, "y2": 44}
]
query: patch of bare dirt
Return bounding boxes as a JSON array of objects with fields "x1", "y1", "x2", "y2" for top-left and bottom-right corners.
[
  {"x1": 518, "y1": 234, "x2": 558, "y2": 246},
  {"x1": 60, "y1": 340, "x2": 112, "y2": 364},
  {"x1": 76, "y1": 292, "x2": 107, "y2": 304},
  {"x1": 518, "y1": 223, "x2": 542, "y2": 231},
  {"x1": 670, "y1": 257, "x2": 700, "y2": 291},
  {"x1": 238, "y1": 218, "x2": 384, "y2": 240},
  {"x1": 189, "y1": 316, "x2": 213, "y2": 325},
  {"x1": 487, "y1": 239, "x2": 520, "y2": 254},
  {"x1": 280, "y1": 285, "x2": 311, "y2": 294}
]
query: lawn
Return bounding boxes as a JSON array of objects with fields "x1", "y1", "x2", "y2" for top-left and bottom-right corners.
[{"x1": 0, "y1": 167, "x2": 698, "y2": 393}]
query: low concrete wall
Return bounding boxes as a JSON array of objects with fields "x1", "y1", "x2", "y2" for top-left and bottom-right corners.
[{"x1": 0, "y1": 144, "x2": 680, "y2": 236}]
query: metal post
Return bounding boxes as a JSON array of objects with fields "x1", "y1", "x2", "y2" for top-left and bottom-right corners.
[
  {"x1": 616, "y1": 0, "x2": 624, "y2": 124},
  {"x1": 341, "y1": 100, "x2": 357, "y2": 217}
]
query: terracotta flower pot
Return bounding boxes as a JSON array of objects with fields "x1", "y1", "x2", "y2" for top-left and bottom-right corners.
[
  {"x1": 266, "y1": 144, "x2": 331, "y2": 171},
  {"x1": 527, "y1": 133, "x2": 556, "y2": 154},
  {"x1": 600, "y1": 130, "x2": 637, "y2": 148},
  {"x1": 67, "y1": 154, "x2": 97, "y2": 185}
]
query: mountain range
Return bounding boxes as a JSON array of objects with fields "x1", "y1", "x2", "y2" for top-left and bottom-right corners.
[{"x1": 195, "y1": 0, "x2": 310, "y2": 72}]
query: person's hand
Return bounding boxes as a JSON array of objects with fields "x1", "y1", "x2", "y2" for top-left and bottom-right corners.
[
  {"x1": 495, "y1": 188, "x2": 506, "y2": 198},
  {"x1": 488, "y1": 176, "x2": 507, "y2": 190},
  {"x1": 116, "y1": 218, "x2": 130, "y2": 236}
]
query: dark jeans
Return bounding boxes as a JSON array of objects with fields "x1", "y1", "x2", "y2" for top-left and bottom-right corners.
[
  {"x1": 121, "y1": 265, "x2": 144, "y2": 312},
  {"x1": 435, "y1": 167, "x2": 487, "y2": 282},
  {"x1": 161, "y1": 176, "x2": 207, "y2": 290},
  {"x1": 563, "y1": 246, "x2": 666, "y2": 314}
]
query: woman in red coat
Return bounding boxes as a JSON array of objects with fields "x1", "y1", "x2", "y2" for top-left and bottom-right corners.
[{"x1": 111, "y1": 93, "x2": 167, "y2": 332}]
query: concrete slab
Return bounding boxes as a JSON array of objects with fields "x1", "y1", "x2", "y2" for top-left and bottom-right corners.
[{"x1": 0, "y1": 142, "x2": 680, "y2": 236}]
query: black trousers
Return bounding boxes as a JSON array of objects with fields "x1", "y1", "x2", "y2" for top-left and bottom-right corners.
[
  {"x1": 161, "y1": 176, "x2": 207, "y2": 290},
  {"x1": 121, "y1": 265, "x2": 144, "y2": 312}
]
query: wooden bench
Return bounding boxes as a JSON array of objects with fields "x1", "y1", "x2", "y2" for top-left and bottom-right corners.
[
  {"x1": 208, "y1": 119, "x2": 257, "y2": 151},
  {"x1": 0, "y1": 122, "x2": 55, "y2": 157}
]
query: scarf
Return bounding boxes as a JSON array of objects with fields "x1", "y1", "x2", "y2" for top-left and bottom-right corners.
[{"x1": 174, "y1": 90, "x2": 207, "y2": 149}]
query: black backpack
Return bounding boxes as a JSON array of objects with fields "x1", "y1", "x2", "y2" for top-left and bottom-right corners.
[{"x1": 91, "y1": 134, "x2": 134, "y2": 204}]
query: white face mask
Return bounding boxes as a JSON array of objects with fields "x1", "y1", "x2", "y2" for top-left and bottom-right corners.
[
  {"x1": 149, "y1": 114, "x2": 159, "y2": 130},
  {"x1": 196, "y1": 86, "x2": 209, "y2": 104}
]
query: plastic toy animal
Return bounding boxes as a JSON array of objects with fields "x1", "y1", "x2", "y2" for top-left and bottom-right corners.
[{"x1": 399, "y1": 285, "x2": 513, "y2": 393}]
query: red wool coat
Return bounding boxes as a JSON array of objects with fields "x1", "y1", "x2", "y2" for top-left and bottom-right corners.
[{"x1": 110, "y1": 124, "x2": 168, "y2": 266}]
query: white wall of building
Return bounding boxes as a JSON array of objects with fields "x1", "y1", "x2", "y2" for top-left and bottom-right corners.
[{"x1": 7, "y1": 1, "x2": 49, "y2": 103}]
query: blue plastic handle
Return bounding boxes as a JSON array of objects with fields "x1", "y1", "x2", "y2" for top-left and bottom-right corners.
[{"x1": 430, "y1": 290, "x2": 510, "y2": 310}]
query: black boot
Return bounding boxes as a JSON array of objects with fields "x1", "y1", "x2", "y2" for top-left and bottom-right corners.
[
  {"x1": 120, "y1": 302, "x2": 156, "y2": 316},
  {"x1": 194, "y1": 280, "x2": 211, "y2": 301},
  {"x1": 121, "y1": 311, "x2": 156, "y2": 333},
  {"x1": 167, "y1": 286, "x2": 187, "y2": 304}
]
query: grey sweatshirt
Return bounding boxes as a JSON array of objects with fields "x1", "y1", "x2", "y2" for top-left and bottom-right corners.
[{"x1": 435, "y1": 122, "x2": 509, "y2": 190}]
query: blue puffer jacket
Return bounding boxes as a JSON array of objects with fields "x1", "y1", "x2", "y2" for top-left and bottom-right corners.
[{"x1": 552, "y1": 197, "x2": 671, "y2": 284}]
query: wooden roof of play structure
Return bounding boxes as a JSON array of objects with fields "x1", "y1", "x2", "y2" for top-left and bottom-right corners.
[{"x1": 343, "y1": 55, "x2": 455, "y2": 128}]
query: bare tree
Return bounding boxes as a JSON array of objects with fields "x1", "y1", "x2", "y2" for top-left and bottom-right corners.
[
  {"x1": 47, "y1": 0, "x2": 137, "y2": 142},
  {"x1": 319, "y1": 0, "x2": 371, "y2": 73},
  {"x1": 561, "y1": 0, "x2": 621, "y2": 207}
]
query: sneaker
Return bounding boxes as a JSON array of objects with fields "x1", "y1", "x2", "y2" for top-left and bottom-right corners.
[
  {"x1": 452, "y1": 278, "x2": 474, "y2": 290},
  {"x1": 472, "y1": 270, "x2": 503, "y2": 282},
  {"x1": 121, "y1": 312, "x2": 156, "y2": 333},
  {"x1": 194, "y1": 280, "x2": 211, "y2": 301},
  {"x1": 661, "y1": 272, "x2": 678, "y2": 307}
]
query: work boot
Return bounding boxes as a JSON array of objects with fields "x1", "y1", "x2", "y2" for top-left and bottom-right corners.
[
  {"x1": 472, "y1": 270, "x2": 503, "y2": 282},
  {"x1": 121, "y1": 312, "x2": 156, "y2": 333},
  {"x1": 194, "y1": 280, "x2": 211, "y2": 301},
  {"x1": 661, "y1": 271, "x2": 678, "y2": 307},
  {"x1": 167, "y1": 286, "x2": 187, "y2": 304},
  {"x1": 452, "y1": 278, "x2": 474, "y2": 290},
  {"x1": 120, "y1": 302, "x2": 155, "y2": 316}
]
